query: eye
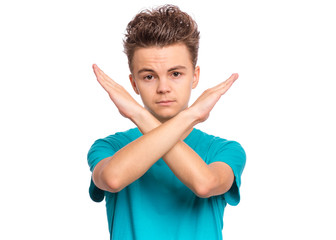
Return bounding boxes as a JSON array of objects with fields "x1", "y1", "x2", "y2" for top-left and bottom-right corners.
[
  {"x1": 144, "y1": 75, "x2": 154, "y2": 80},
  {"x1": 172, "y1": 72, "x2": 181, "y2": 78}
]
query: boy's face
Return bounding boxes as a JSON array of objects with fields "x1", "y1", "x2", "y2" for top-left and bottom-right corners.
[{"x1": 129, "y1": 44, "x2": 200, "y2": 123}]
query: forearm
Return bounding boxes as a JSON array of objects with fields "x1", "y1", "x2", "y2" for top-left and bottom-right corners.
[
  {"x1": 92, "y1": 64, "x2": 237, "y2": 195},
  {"x1": 134, "y1": 109, "x2": 217, "y2": 197},
  {"x1": 99, "y1": 109, "x2": 196, "y2": 192},
  {"x1": 162, "y1": 141, "x2": 218, "y2": 197}
]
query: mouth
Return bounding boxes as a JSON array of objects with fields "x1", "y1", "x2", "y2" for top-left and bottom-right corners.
[{"x1": 156, "y1": 100, "x2": 176, "y2": 106}]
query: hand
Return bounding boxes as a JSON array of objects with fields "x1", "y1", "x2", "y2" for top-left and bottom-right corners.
[
  {"x1": 188, "y1": 73, "x2": 238, "y2": 123},
  {"x1": 92, "y1": 64, "x2": 144, "y2": 119}
]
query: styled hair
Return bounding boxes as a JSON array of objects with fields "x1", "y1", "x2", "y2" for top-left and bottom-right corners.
[{"x1": 123, "y1": 4, "x2": 200, "y2": 71}]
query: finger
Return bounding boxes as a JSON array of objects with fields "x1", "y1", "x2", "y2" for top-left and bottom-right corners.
[
  {"x1": 219, "y1": 73, "x2": 239, "y2": 95},
  {"x1": 210, "y1": 73, "x2": 238, "y2": 96},
  {"x1": 93, "y1": 64, "x2": 108, "y2": 81},
  {"x1": 92, "y1": 64, "x2": 104, "y2": 81},
  {"x1": 231, "y1": 73, "x2": 239, "y2": 81},
  {"x1": 92, "y1": 64, "x2": 102, "y2": 78},
  {"x1": 222, "y1": 73, "x2": 238, "y2": 87},
  {"x1": 92, "y1": 65, "x2": 113, "y2": 94},
  {"x1": 211, "y1": 73, "x2": 238, "y2": 92},
  {"x1": 92, "y1": 64, "x2": 117, "y2": 89}
]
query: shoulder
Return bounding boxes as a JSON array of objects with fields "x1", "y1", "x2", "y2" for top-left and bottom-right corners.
[
  {"x1": 87, "y1": 128, "x2": 142, "y2": 171},
  {"x1": 189, "y1": 128, "x2": 246, "y2": 164},
  {"x1": 93, "y1": 128, "x2": 142, "y2": 147},
  {"x1": 190, "y1": 128, "x2": 244, "y2": 151}
]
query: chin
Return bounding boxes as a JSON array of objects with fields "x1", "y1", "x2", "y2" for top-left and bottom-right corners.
[
  {"x1": 156, "y1": 115, "x2": 175, "y2": 123},
  {"x1": 154, "y1": 112, "x2": 179, "y2": 123},
  {"x1": 147, "y1": 105, "x2": 185, "y2": 122}
]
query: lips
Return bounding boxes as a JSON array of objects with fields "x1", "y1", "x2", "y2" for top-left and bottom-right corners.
[{"x1": 156, "y1": 100, "x2": 176, "y2": 106}]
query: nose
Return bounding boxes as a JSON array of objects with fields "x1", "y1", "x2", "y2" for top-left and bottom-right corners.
[{"x1": 156, "y1": 78, "x2": 171, "y2": 94}]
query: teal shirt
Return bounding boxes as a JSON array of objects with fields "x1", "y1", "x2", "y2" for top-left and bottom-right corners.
[{"x1": 88, "y1": 128, "x2": 246, "y2": 240}]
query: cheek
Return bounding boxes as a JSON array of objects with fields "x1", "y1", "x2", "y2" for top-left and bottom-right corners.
[
  {"x1": 137, "y1": 85, "x2": 154, "y2": 103},
  {"x1": 178, "y1": 81, "x2": 193, "y2": 99}
]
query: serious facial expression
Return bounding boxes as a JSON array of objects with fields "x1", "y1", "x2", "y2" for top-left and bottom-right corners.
[{"x1": 129, "y1": 44, "x2": 200, "y2": 123}]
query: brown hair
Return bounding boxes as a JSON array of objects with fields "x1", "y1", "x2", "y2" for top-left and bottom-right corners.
[{"x1": 123, "y1": 4, "x2": 200, "y2": 71}]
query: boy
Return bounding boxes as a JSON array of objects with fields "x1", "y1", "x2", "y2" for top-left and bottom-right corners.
[{"x1": 88, "y1": 4, "x2": 246, "y2": 240}]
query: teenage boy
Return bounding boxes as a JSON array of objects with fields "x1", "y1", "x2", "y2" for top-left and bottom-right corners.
[{"x1": 88, "y1": 4, "x2": 246, "y2": 240}]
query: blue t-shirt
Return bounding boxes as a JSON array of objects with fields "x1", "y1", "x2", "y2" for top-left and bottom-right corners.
[{"x1": 87, "y1": 128, "x2": 246, "y2": 240}]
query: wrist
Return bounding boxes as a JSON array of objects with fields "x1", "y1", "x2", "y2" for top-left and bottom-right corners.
[
  {"x1": 183, "y1": 107, "x2": 201, "y2": 126},
  {"x1": 180, "y1": 107, "x2": 200, "y2": 128},
  {"x1": 131, "y1": 108, "x2": 161, "y2": 134},
  {"x1": 130, "y1": 107, "x2": 148, "y2": 126}
]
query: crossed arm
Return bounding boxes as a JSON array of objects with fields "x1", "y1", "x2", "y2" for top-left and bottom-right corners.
[{"x1": 91, "y1": 64, "x2": 238, "y2": 198}]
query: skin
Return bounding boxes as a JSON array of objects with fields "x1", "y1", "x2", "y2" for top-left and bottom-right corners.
[
  {"x1": 92, "y1": 43, "x2": 239, "y2": 198},
  {"x1": 129, "y1": 44, "x2": 199, "y2": 123}
]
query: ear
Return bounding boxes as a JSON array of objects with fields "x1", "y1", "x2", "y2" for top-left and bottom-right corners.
[
  {"x1": 129, "y1": 74, "x2": 140, "y2": 95},
  {"x1": 192, "y1": 66, "x2": 200, "y2": 89}
]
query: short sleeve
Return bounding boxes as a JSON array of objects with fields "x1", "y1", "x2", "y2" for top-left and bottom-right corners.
[
  {"x1": 87, "y1": 138, "x2": 118, "y2": 172},
  {"x1": 210, "y1": 140, "x2": 246, "y2": 206},
  {"x1": 87, "y1": 138, "x2": 119, "y2": 202}
]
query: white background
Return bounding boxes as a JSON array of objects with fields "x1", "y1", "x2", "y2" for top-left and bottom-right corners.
[{"x1": 1, "y1": 0, "x2": 335, "y2": 239}]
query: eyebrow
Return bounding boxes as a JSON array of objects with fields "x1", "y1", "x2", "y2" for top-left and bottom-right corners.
[
  {"x1": 137, "y1": 68, "x2": 155, "y2": 75},
  {"x1": 137, "y1": 65, "x2": 187, "y2": 75},
  {"x1": 168, "y1": 65, "x2": 187, "y2": 72}
]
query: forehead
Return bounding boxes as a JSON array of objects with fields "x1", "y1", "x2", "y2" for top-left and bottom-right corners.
[{"x1": 132, "y1": 44, "x2": 192, "y2": 73}]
